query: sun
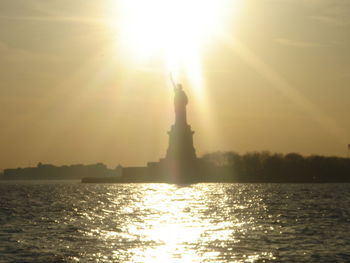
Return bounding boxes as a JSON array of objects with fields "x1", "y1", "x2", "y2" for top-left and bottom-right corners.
[{"x1": 108, "y1": 0, "x2": 238, "y2": 91}]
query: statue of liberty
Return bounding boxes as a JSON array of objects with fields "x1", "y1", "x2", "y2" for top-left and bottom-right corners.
[{"x1": 170, "y1": 74, "x2": 188, "y2": 125}]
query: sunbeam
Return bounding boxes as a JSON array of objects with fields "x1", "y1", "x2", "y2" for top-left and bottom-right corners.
[
  {"x1": 220, "y1": 33, "x2": 349, "y2": 144},
  {"x1": 108, "y1": 0, "x2": 239, "y2": 97}
]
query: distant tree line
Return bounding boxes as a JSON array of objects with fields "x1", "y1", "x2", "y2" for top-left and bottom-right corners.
[
  {"x1": 201, "y1": 151, "x2": 350, "y2": 183},
  {"x1": 1, "y1": 152, "x2": 349, "y2": 182}
]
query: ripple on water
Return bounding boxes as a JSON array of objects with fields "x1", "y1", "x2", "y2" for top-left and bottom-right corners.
[{"x1": 0, "y1": 182, "x2": 349, "y2": 262}]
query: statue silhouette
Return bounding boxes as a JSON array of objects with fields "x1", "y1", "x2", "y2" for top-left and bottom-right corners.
[
  {"x1": 165, "y1": 75, "x2": 197, "y2": 176},
  {"x1": 170, "y1": 74, "x2": 188, "y2": 125},
  {"x1": 174, "y1": 84, "x2": 188, "y2": 125}
]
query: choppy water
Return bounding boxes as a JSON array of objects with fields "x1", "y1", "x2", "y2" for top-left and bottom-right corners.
[{"x1": 0, "y1": 182, "x2": 349, "y2": 263}]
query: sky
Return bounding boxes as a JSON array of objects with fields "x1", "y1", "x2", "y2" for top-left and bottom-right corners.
[{"x1": 1, "y1": 0, "x2": 350, "y2": 169}]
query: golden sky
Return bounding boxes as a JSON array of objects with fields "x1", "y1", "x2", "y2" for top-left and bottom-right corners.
[{"x1": 1, "y1": 0, "x2": 350, "y2": 169}]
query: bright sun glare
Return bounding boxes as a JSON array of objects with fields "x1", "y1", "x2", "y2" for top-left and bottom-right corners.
[{"x1": 110, "y1": 0, "x2": 237, "y2": 93}]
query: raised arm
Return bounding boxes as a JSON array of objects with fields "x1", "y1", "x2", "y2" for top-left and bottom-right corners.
[{"x1": 170, "y1": 73, "x2": 177, "y2": 90}]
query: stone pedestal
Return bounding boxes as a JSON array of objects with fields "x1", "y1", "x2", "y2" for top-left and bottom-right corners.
[
  {"x1": 166, "y1": 124, "x2": 196, "y2": 162},
  {"x1": 158, "y1": 123, "x2": 198, "y2": 183}
]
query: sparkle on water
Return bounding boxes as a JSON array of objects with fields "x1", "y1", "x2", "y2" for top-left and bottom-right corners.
[{"x1": 1, "y1": 182, "x2": 350, "y2": 262}]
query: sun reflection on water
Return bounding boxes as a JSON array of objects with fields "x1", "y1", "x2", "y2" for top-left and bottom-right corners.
[
  {"x1": 3, "y1": 183, "x2": 348, "y2": 262},
  {"x1": 112, "y1": 185, "x2": 200, "y2": 262},
  {"x1": 80, "y1": 184, "x2": 274, "y2": 263}
]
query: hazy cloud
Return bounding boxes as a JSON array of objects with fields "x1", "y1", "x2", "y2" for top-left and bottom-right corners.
[
  {"x1": 311, "y1": 15, "x2": 348, "y2": 26},
  {"x1": 274, "y1": 38, "x2": 328, "y2": 48},
  {"x1": 0, "y1": 41, "x2": 62, "y2": 64},
  {"x1": 266, "y1": 0, "x2": 345, "y2": 7},
  {"x1": 0, "y1": 15, "x2": 104, "y2": 25}
]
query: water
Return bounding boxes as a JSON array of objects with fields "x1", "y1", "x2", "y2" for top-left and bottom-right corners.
[{"x1": 0, "y1": 182, "x2": 349, "y2": 263}]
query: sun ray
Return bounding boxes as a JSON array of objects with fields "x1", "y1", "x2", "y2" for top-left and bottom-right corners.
[
  {"x1": 106, "y1": 0, "x2": 241, "y2": 154},
  {"x1": 220, "y1": 33, "x2": 349, "y2": 144},
  {"x1": 108, "y1": 0, "x2": 238, "y2": 94}
]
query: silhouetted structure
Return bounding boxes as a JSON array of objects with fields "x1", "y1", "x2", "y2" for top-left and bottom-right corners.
[
  {"x1": 146, "y1": 84, "x2": 200, "y2": 183},
  {"x1": 167, "y1": 84, "x2": 196, "y2": 161}
]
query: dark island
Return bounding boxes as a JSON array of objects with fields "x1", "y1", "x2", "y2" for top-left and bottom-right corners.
[
  {"x1": 1, "y1": 84, "x2": 349, "y2": 183},
  {"x1": 2, "y1": 152, "x2": 349, "y2": 183}
]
